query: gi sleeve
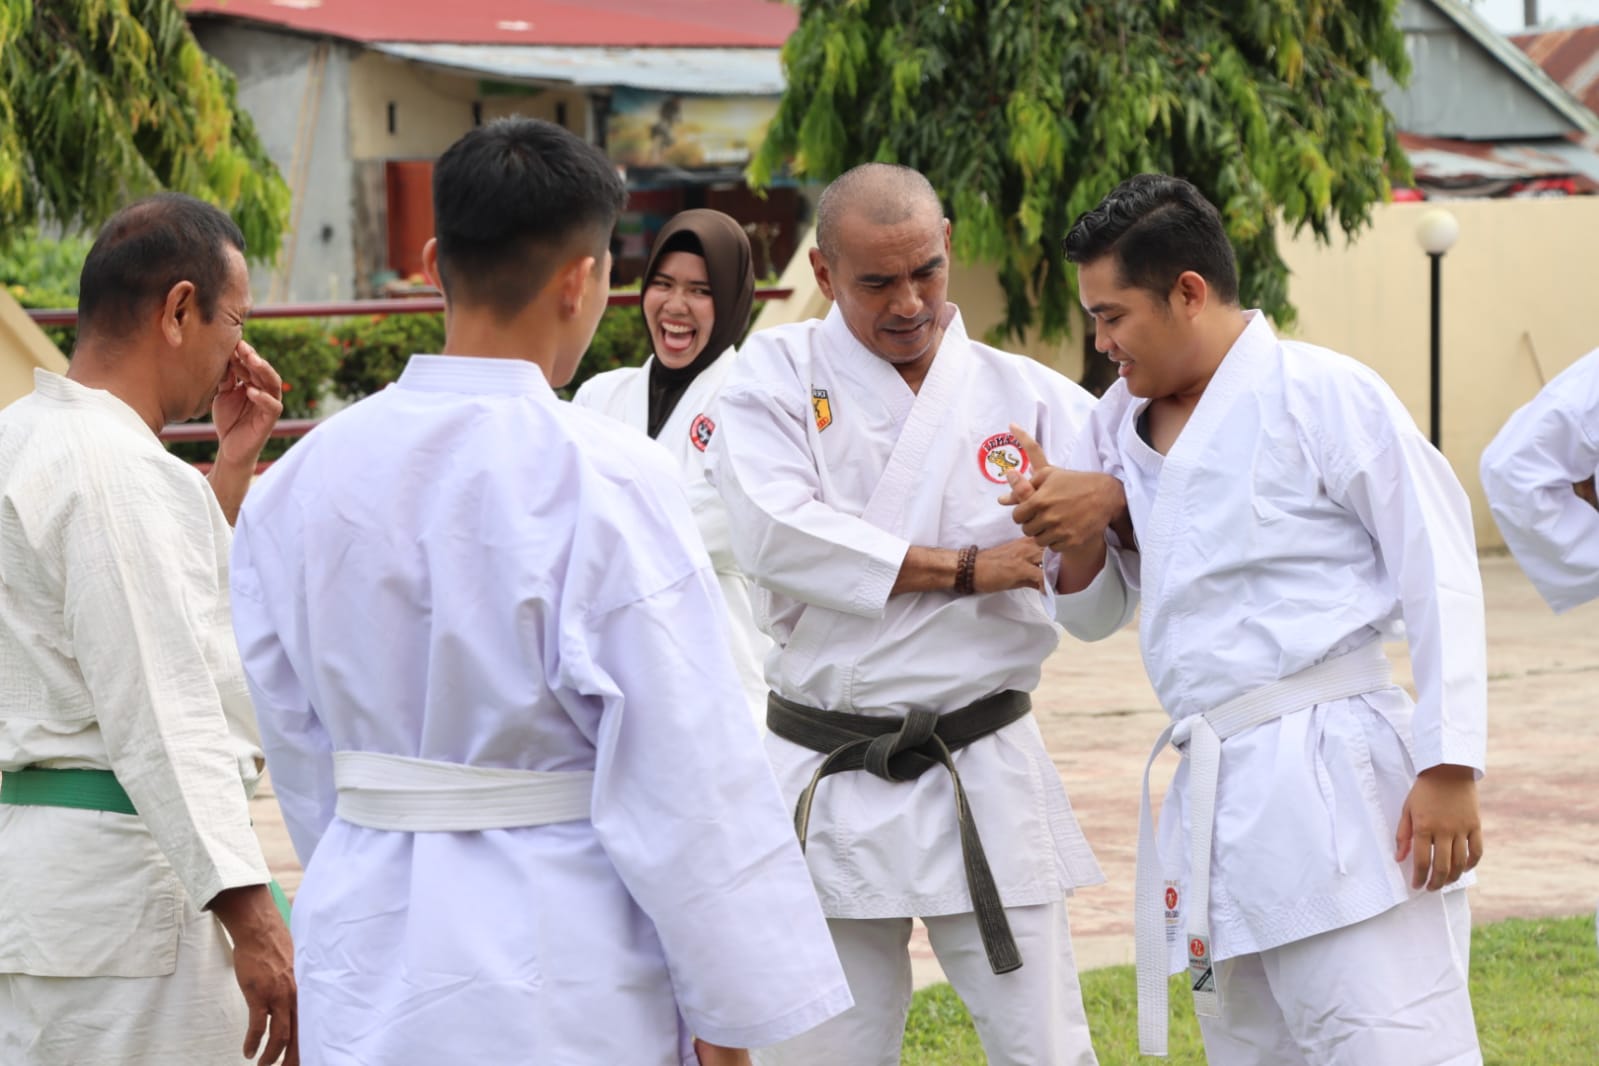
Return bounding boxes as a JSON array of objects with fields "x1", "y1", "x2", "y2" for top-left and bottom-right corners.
[
  {"x1": 708, "y1": 379, "x2": 909, "y2": 618},
  {"x1": 230, "y1": 506, "x2": 337, "y2": 866},
  {"x1": 1054, "y1": 403, "x2": 1141, "y2": 641},
  {"x1": 1479, "y1": 356, "x2": 1599, "y2": 612},
  {"x1": 60, "y1": 462, "x2": 269, "y2": 909},
  {"x1": 565, "y1": 562, "x2": 852, "y2": 1048},
  {"x1": 1327, "y1": 386, "x2": 1487, "y2": 775}
]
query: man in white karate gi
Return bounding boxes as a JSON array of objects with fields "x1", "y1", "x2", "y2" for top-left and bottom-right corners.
[
  {"x1": 229, "y1": 118, "x2": 850, "y2": 1066},
  {"x1": 708, "y1": 163, "x2": 1120, "y2": 1066},
  {"x1": 1480, "y1": 347, "x2": 1599, "y2": 612},
  {"x1": 1013, "y1": 173, "x2": 1485, "y2": 1064},
  {"x1": 0, "y1": 194, "x2": 296, "y2": 1065}
]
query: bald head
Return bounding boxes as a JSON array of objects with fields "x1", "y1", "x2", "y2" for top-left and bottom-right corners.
[{"x1": 815, "y1": 164, "x2": 943, "y2": 260}]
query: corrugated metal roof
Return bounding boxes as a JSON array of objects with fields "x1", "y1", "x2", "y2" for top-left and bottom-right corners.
[
  {"x1": 371, "y1": 43, "x2": 783, "y2": 95},
  {"x1": 1399, "y1": 132, "x2": 1599, "y2": 192},
  {"x1": 1514, "y1": 23, "x2": 1599, "y2": 118},
  {"x1": 182, "y1": 0, "x2": 796, "y2": 47}
]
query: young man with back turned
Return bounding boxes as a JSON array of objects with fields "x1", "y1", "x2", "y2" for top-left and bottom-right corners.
[{"x1": 230, "y1": 118, "x2": 850, "y2": 1066}]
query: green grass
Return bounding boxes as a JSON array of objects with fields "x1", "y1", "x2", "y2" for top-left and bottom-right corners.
[{"x1": 902, "y1": 915, "x2": 1599, "y2": 1064}]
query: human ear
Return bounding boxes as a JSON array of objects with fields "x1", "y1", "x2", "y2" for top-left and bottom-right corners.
[
  {"x1": 559, "y1": 254, "x2": 599, "y2": 318},
  {"x1": 420, "y1": 239, "x2": 443, "y2": 292},
  {"x1": 161, "y1": 281, "x2": 197, "y2": 347},
  {"x1": 809, "y1": 247, "x2": 835, "y2": 302}
]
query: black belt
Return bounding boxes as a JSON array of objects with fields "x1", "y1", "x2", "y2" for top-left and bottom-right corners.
[{"x1": 766, "y1": 688, "x2": 1032, "y2": 974}]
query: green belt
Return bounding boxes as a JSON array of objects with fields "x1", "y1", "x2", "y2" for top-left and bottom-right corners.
[
  {"x1": 1, "y1": 767, "x2": 292, "y2": 926},
  {"x1": 766, "y1": 688, "x2": 1033, "y2": 975}
]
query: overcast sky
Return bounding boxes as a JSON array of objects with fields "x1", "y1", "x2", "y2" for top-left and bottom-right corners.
[{"x1": 1473, "y1": 0, "x2": 1598, "y2": 32}]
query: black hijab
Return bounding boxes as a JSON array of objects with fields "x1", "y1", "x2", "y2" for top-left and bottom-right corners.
[{"x1": 642, "y1": 209, "x2": 755, "y2": 438}]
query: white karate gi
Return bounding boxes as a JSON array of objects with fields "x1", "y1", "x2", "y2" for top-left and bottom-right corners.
[
  {"x1": 230, "y1": 355, "x2": 850, "y2": 1066},
  {"x1": 573, "y1": 348, "x2": 773, "y2": 724},
  {"x1": 1480, "y1": 346, "x2": 1599, "y2": 612},
  {"x1": 709, "y1": 307, "x2": 1109, "y2": 1066},
  {"x1": 1061, "y1": 313, "x2": 1485, "y2": 1064},
  {"x1": 0, "y1": 370, "x2": 270, "y2": 1066}
]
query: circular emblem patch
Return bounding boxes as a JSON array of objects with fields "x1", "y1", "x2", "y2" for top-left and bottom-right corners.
[
  {"x1": 1165, "y1": 886, "x2": 1179, "y2": 911},
  {"x1": 977, "y1": 432, "x2": 1030, "y2": 484},
  {"x1": 1189, "y1": 938, "x2": 1207, "y2": 960},
  {"x1": 689, "y1": 413, "x2": 715, "y2": 452}
]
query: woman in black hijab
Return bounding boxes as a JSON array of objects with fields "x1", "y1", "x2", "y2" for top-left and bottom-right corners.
[{"x1": 572, "y1": 209, "x2": 770, "y2": 725}]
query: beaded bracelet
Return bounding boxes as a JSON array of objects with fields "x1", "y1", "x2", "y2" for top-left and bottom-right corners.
[{"x1": 954, "y1": 544, "x2": 979, "y2": 595}]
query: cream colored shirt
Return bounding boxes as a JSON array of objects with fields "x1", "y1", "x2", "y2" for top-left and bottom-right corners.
[{"x1": 0, "y1": 370, "x2": 268, "y2": 978}]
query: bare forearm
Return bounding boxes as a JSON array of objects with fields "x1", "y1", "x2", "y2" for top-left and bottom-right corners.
[
  {"x1": 1055, "y1": 541, "x2": 1109, "y2": 595},
  {"x1": 891, "y1": 545, "x2": 960, "y2": 595},
  {"x1": 206, "y1": 457, "x2": 255, "y2": 526}
]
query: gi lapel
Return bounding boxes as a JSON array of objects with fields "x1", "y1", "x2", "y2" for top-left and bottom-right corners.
[
  {"x1": 1138, "y1": 313, "x2": 1276, "y2": 616},
  {"x1": 857, "y1": 308, "x2": 970, "y2": 536}
]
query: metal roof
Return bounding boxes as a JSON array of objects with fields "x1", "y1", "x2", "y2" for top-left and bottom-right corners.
[
  {"x1": 1399, "y1": 132, "x2": 1599, "y2": 192},
  {"x1": 371, "y1": 43, "x2": 784, "y2": 95},
  {"x1": 1514, "y1": 23, "x2": 1599, "y2": 119},
  {"x1": 182, "y1": 0, "x2": 796, "y2": 47}
]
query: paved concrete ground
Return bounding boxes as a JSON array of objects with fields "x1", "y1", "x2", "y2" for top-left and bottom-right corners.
[{"x1": 249, "y1": 554, "x2": 1599, "y2": 987}]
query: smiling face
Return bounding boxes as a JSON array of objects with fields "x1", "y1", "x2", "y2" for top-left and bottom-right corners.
[
  {"x1": 642, "y1": 250, "x2": 716, "y2": 369},
  {"x1": 811, "y1": 205, "x2": 950, "y2": 374},
  {"x1": 1077, "y1": 255, "x2": 1206, "y2": 400}
]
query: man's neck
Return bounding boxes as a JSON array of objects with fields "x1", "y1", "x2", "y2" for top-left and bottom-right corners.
[
  {"x1": 441, "y1": 314, "x2": 561, "y2": 382},
  {"x1": 66, "y1": 349, "x2": 166, "y2": 433}
]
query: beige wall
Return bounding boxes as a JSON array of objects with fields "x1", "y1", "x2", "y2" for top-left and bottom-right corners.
[
  {"x1": 347, "y1": 52, "x2": 591, "y2": 162},
  {"x1": 0, "y1": 289, "x2": 68, "y2": 409},
  {"x1": 1278, "y1": 197, "x2": 1599, "y2": 547},
  {"x1": 756, "y1": 196, "x2": 1599, "y2": 549}
]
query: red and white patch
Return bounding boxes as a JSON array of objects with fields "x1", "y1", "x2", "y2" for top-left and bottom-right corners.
[
  {"x1": 1165, "y1": 886, "x2": 1179, "y2": 911},
  {"x1": 977, "y1": 432, "x2": 1030, "y2": 484},
  {"x1": 689, "y1": 413, "x2": 715, "y2": 452}
]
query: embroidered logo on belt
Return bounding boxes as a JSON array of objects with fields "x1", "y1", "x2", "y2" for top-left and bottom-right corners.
[
  {"x1": 689, "y1": 413, "x2": 715, "y2": 452},
  {"x1": 811, "y1": 388, "x2": 833, "y2": 432},
  {"x1": 978, "y1": 432, "x2": 1030, "y2": 484}
]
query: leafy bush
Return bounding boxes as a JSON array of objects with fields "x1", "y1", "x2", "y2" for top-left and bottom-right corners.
[
  {"x1": 0, "y1": 228, "x2": 91, "y2": 354},
  {"x1": 570, "y1": 302, "x2": 649, "y2": 397},
  {"x1": 328, "y1": 302, "x2": 651, "y2": 403},
  {"x1": 330, "y1": 312, "x2": 446, "y2": 402}
]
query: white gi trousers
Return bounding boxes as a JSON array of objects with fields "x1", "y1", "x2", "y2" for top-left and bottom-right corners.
[
  {"x1": 754, "y1": 900, "x2": 1098, "y2": 1066},
  {"x1": 1197, "y1": 889, "x2": 1479, "y2": 1066},
  {"x1": 0, "y1": 899, "x2": 248, "y2": 1065}
]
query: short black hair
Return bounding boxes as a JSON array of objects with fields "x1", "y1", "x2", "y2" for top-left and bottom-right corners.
[
  {"x1": 77, "y1": 193, "x2": 246, "y2": 341},
  {"x1": 432, "y1": 118, "x2": 626, "y2": 319},
  {"x1": 1063, "y1": 174, "x2": 1239, "y2": 305}
]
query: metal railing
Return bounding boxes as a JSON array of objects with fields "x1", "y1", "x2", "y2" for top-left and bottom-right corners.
[{"x1": 26, "y1": 289, "x2": 793, "y2": 445}]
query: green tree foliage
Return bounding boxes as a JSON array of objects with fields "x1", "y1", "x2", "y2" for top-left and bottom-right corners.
[
  {"x1": 0, "y1": 0, "x2": 289, "y2": 258},
  {"x1": 750, "y1": 0, "x2": 1412, "y2": 345}
]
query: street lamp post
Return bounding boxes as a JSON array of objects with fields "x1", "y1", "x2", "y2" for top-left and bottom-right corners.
[{"x1": 1415, "y1": 208, "x2": 1460, "y2": 450}]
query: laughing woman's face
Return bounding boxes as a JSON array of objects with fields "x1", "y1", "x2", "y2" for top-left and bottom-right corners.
[{"x1": 642, "y1": 251, "x2": 716, "y2": 369}]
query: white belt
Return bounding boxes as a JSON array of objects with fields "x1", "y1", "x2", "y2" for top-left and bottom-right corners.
[
  {"x1": 1134, "y1": 642, "x2": 1394, "y2": 1056},
  {"x1": 333, "y1": 751, "x2": 593, "y2": 832}
]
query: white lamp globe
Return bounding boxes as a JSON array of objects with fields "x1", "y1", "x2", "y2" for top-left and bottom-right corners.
[{"x1": 1416, "y1": 208, "x2": 1460, "y2": 256}]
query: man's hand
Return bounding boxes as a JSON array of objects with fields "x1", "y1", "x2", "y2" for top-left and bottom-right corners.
[
  {"x1": 695, "y1": 1039, "x2": 752, "y2": 1066},
  {"x1": 973, "y1": 537, "x2": 1046, "y2": 593},
  {"x1": 209, "y1": 884, "x2": 298, "y2": 1065},
  {"x1": 213, "y1": 341, "x2": 285, "y2": 470},
  {"x1": 1575, "y1": 475, "x2": 1597, "y2": 510},
  {"x1": 998, "y1": 424, "x2": 1128, "y2": 553},
  {"x1": 1395, "y1": 764, "x2": 1483, "y2": 892}
]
